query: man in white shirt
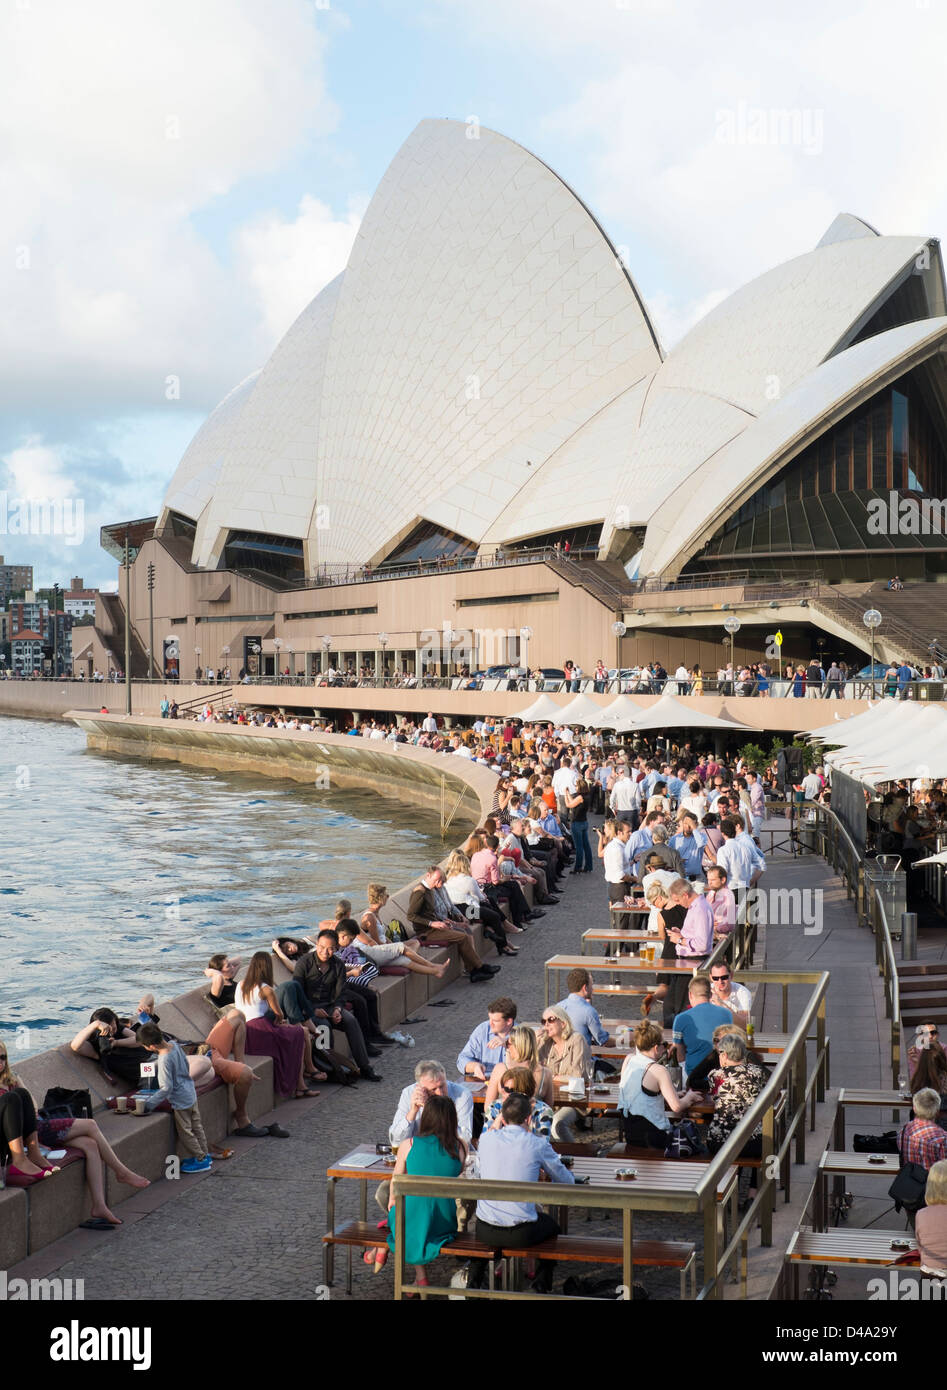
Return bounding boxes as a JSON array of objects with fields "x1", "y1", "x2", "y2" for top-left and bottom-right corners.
[
  {"x1": 421, "y1": 712, "x2": 438, "y2": 734},
  {"x1": 609, "y1": 768, "x2": 640, "y2": 827},
  {"x1": 674, "y1": 663, "x2": 691, "y2": 695},
  {"x1": 716, "y1": 818, "x2": 764, "y2": 891},
  {"x1": 801, "y1": 769, "x2": 822, "y2": 801},
  {"x1": 709, "y1": 964, "x2": 751, "y2": 1026},
  {"x1": 552, "y1": 759, "x2": 579, "y2": 823},
  {"x1": 604, "y1": 820, "x2": 635, "y2": 923}
]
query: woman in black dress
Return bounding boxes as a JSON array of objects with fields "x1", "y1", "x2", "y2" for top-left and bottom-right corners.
[{"x1": 639, "y1": 879, "x2": 689, "y2": 1020}]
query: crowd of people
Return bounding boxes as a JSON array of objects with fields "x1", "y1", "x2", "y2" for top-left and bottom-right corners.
[{"x1": 6, "y1": 718, "x2": 947, "y2": 1295}]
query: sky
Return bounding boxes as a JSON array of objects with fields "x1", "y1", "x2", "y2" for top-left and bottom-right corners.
[{"x1": 4, "y1": 0, "x2": 947, "y2": 589}]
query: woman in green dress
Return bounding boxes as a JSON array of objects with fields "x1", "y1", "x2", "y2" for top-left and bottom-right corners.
[{"x1": 385, "y1": 1095, "x2": 467, "y2": 1294}]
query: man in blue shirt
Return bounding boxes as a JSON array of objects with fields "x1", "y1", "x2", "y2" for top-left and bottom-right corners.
[
  {"x1": 673, "y1": 975, "x2": 731, "y2": 1078},
  {"x1": 456, "y1": 997, "x2": 516, "y2": 1080},
  {"x1": 557, "y1": 968, "x2": 614, "y2": 1047},
  {"x1": 471, "y1": 1092, "x2": 575, "y2": 1293},
  {"x1": 670, "y1": 813, "x2": 708, "y2": 879},
  {"x1": 897, "y1": 660, "x2": 914, "y2": 699}
]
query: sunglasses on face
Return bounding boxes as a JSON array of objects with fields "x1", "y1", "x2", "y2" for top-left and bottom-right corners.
[{"x1": 712, "y1": 974, "x2": 730, "y2": 982}]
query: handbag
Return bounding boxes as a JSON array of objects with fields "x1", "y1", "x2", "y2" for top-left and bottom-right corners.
[
  {"x1": 39, "y1": 1086, "x2": 94, "y2": 1122},
  {"x1": 853, "y1": 1131, "x2": 900, "y2": 1153},
  {"x1": 664, "y1": 1118, "x2": 705, "y2": 1159},
  {"x1": 889, "y1": 1133, "x2": 929, "y2": 1214}
]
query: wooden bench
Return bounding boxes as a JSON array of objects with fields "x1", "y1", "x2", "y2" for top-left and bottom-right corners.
[
  {"x1": 785, "y1": 1228, "x2": 919, "y2": 1299},
  {"x1": 322, "y1": 1219, "x2": 696, "y2": 1298},
  {"x1": 513, "y1": 1234, "x2": 697, "y2": 1298}
]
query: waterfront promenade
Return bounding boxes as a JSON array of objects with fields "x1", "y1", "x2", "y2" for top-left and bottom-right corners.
[{"x1": 5, "y1": 810, "x2": 902, "y2": 1302}]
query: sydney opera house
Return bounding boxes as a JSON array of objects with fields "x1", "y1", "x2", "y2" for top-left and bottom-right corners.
[{"x1": 88, "y1": 119, "x2": 947, "y2": 684}]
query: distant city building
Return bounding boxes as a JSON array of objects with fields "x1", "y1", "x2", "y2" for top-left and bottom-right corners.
[
  {"x1": 11, "y1": 629, "x2": 45, "y2": 676},
  {"x1": 64, "y1": 576, "x2": 98, "y2": 619},
  {"x1": 47, "y1": 609, "x2": 73, "y2": 674},
  {"x1": 9, "y1": 592, "x2": 49, "y2": 637},
  {"x1": 0, "y1": 556, "x2": 33, "y2": 604}
]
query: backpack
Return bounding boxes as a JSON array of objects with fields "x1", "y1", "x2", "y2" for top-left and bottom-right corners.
[
  {"x1": 386, "y1": 918, "x2": 408, "y2": 943},
  {"x1": 39, "y1": 1087, "x2": 94, "y2": 1122}
]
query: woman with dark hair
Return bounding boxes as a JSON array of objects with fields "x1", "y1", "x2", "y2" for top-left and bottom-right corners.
[
  {"x1": 71, "y1": 1008, "x2": 157, "y2": 1088},
  {"x1": 0, "y1": 1036, "x2": 149, "y2": 1222},
  {"x1": 233, "y1": 952, "x2": 322, "y2": 1099},
  {"x1": 564, "y1": 778, "x2": 592, "y2": 873},
  {"x1": 911, "y1": 1040, "x2": 947, "y2": 1119},
  {"x1": 383, "y1": 1093, "x2": 467, "y2": 1294}
]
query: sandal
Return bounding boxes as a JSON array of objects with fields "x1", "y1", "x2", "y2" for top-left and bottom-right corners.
[
  {"x1": 295, "y1": 1088, "x2": 321, "y2": 1098},
  {"x1": 212, "y1": 1147, "x2": 235, "y2": 1160}
]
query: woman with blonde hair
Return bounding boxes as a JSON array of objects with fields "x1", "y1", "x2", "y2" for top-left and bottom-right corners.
[
  {"x1": 0, "y1": 1037, "x2": 149, "y2": 1223},
  {"x1": 537, "y1": 1006, "x2": 591, "y2": 1141},
  {"x1": 483, "y1": 1026, "x2": 553, "y2": 1108},
  {"x1": 355, "y1": 885, "x2": 447, "y2": 978},
  {"x1": 444, "y1": 850, "x2": 518, "y2": 956},
  {"x1": 916, "y1": 1160, "x2": 947, "y2": 1274}
]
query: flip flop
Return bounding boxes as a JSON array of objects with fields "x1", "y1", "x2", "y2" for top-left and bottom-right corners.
[
  {"x1": 212, "y1": 1147, "x2": 235, "y2": 1160},
  {"x1": 79, "y1": 1218, "x2": 118, "y2": 1231}
]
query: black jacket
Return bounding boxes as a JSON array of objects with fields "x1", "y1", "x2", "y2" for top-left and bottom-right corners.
[{"x1": 294, "y1": 952, "x2": 346, "y2": 1009}]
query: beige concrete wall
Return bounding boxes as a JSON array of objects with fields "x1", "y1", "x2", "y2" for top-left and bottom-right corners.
[
  {"x1": 0, "y1": 676, "x2": 928, "y2": 732},
  {"x1": 67, "y1": 713, "x2": 495, "y2": 827}
]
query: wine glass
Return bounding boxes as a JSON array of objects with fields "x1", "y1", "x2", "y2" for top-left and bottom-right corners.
[{"x1": 898, "y1": 1073, "x2": 908, "y2": 1098}]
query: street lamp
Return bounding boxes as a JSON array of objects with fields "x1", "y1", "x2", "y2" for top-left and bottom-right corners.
[
  {"x1": 519, "y1": 625, "x2": 533, "y2": 676},
  {"x1": 146, "y1": 561, "x2": 156, "y2": 680},
  {"x1": 273, "y1": 636, "x2": 283, "y2": 680},
  {"x1": 611, "y1": 620, "x2": 626, "y2": 673},
  {"x1": 377, "y1": 631, "x2": 389, "y2": 681},
  {"x1": 724, "y1": 615, "x2": 741, "y2": 683},
  {"x1": 221, "y1": 645, "x2": 230, "y2": 681},
  {"x1": 321, "y1": 635, "x2": 332, "y2": 675},
  {"x1": 286, "y1": 645, "x2": 295, "y2": 679},
  {"x1": 194, "y1": 646, "x2": 202, "y2": 681},
  {"x1": 863, "y1": 608, "x2": 882, "y2": 698}
]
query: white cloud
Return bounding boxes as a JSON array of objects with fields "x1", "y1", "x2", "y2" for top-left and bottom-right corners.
[
  {"x1": 0, "y1": 0, "x2": 341, "y2": 414},
  {"x1": 236, "y1": 195, "x2": 364, "y2": 342}
]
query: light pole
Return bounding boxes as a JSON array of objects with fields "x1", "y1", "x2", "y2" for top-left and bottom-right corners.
[
  {"x1": 724, "y1": 616, "x2": 741, "y2": 687},
  {"x1": 249, "y1": 642, "x2": 261, "y2": 681},
  {"x1": 221, "y1": 645, "x2": 230, "y2": 682},
  {"x1": 52, "y1": 582, "x2": 60, "y2": 678},
  {"x1": 863, "y1": 608, "x2": 882, "y2": 698},
  {"x1": 123, "y1": 532, "x2": 132, "y2": 714},
  {"x1": 273, "y1": 636, "x2": 283, "y2": 681},
  {"x1": 194, "y1": 646, "x2": 202, "y2": 681},
  {"x1": 321, "y1": 635, "x2": 332, "y2": 675},
  {"x1": 377, "y1": 632, "x2": 389, "y2": 681},
  {"x1": 519, "y1": 625, "x2": 532, "y2": 678},
  {"x1": 286, "y1": 645, "x2": 295, "y2": 680},
  {"x1": 611, "y1": 620, "x2": 626, "y2": 677},
  {"x1": 146, "y1": 562, "x2": 156, "y2": 680}
]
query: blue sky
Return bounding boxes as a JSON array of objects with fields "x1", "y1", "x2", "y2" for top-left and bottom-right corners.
[{"x1": 3, "y1": 0, "x2": 947, "y2": 589}]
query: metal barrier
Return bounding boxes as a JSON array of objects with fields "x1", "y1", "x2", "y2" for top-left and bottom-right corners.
[{"x1": 389, "y1": 969, "x2": 829, "y2": 1301}]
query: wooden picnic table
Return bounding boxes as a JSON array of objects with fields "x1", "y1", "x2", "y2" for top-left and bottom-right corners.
[
  {"x1": 814, "y1": 1150, "x2": 901, "y2": 1230},
  {"x1": 582, "y1": 928, "x2": 654, "y2": 955},
  {"x1": 546, "y1": 953, "x2": 700, "y2": 1006},
  {"x1": 832, "y1": 1088, "x2": 913, "y2": 1151},
  {"x1": 786, "y1": 1228, "x2": 917, "y2": 1299}
]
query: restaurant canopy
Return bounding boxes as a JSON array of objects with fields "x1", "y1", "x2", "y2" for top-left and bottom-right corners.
[
  {"x1": 619, "y1": 694, "x2": 754, "y2": 734},
  {"x1": 554, "y1": 692, "x2": 613, "y2": 727},
  {"x1": 516, "y1": 692, "x2": 568, "y2": 723},
  {"x1": 821, "y1": 704, "x2": 947, "y2": 788}
]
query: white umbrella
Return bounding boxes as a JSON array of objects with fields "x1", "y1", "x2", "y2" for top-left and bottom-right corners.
[
  {"x1": 555, "y1": 692, "x2": 611, "y2": 727},
  {"x1": 585, "y1": 696, "x2": 640, "y2": 729},
  {"x1": 914, "y1": 849, "x2": 947, "y2": 867},
  {"x1": 516, "y1": 692, "x2": 570, "y2": 723},
  {"x1": 622, "y1": 694, "x2": 754, "y2": 733}
]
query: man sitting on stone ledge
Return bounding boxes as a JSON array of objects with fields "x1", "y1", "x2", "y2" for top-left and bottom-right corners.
[
  {"x1": 408, "y1": 867, "x2": 499, "y2": 984},
  {"x1": 293, "y1": 929, "x2": 384, "y2": 1082}
]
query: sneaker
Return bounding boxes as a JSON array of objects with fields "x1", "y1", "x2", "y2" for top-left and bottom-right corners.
[
  {"x1": 388, "y1": 1031, "x2": 416, "y2": 1048},
  {"x1": 181, "y1": 1156, "x2": 213, "y2": 1174}
]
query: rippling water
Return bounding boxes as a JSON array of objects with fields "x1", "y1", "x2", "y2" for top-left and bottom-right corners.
[{"x1": 0, "y1": 716, "x2": 446, "y2": 1058}]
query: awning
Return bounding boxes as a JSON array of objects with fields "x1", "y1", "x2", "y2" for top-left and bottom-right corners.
[{"x1": 517, "y1": 693, "x2": 569, "y2": 722}]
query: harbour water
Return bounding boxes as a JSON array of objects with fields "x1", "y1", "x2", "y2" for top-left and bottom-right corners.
[{"x1": 0, "y1": 715, "x2": 446, "y2": 1058}]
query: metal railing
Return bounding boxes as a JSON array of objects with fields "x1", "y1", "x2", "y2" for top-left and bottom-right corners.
[{"x1": 388, "y1": 968, "x2": 830, "y2": 1300}]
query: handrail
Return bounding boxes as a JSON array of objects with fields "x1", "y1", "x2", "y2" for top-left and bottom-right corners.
[{"x1": 389, "y1": 966, "x2": 830, "y2": 1300}]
